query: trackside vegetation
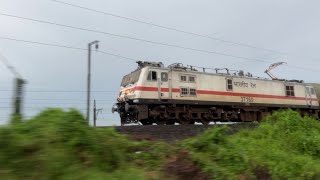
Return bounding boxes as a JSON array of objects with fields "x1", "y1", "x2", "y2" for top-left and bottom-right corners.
[
  {"x1": 1, "y1": 109, "x2": 320, "y2": 179},
  {"x1": 0, "y1": 109, "x2": 169, "y2": 180},
  {"x1": 180, "y1": 109, "x2": 320, "y2": 179}
]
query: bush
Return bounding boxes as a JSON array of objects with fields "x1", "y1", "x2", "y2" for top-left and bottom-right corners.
[
  {"x1": 4, "y1": 108, "x2": 319, "y2": 179},
  {"x1": 0, "y1": 109, "x2": 168, "y2": 180},
  {"x1": 180, "y1": 110, "x2": 320, "y2": 179}
]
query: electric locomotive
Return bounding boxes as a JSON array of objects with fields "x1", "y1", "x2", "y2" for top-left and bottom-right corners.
[{"x1": 112, "y1": 61, "x2": 319, "y2": 125}]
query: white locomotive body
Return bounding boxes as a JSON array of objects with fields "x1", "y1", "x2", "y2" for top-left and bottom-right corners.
[{"x1": 113, "y1": 61, "x2": 319, "y2": 125}]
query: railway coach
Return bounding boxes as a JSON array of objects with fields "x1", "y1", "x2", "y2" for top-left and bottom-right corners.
[{"x1": 112, "y1": 61, "x2": 319, "y2": 125}]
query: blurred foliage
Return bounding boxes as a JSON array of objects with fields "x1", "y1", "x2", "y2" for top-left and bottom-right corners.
[
  {"x1": 2, "y1": 109, "x2": 320, "y2": 180},
  {"x1": 180, "y1": 109, "x2": 320, "y2": 179},
  {"x1": 0, "y1": 109, "x2": 169, "y2": 180},
  {"x1": 10, "y1": 113, "x2": 22, "y2": 124}
]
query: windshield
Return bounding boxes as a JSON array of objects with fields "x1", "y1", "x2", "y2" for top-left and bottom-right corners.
[{"x1": 121, "y1": 70, "x2": 141, "y2": 87}]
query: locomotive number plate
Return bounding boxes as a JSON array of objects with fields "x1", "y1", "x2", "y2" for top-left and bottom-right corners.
[{"x1": 241, "y1": 97, "x2": 254, "y2": 103}]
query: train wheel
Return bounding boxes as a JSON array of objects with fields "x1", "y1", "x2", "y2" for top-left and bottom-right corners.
[
  {"x1": 200, "y1": 119, "x2": 209, "y2": 125},
  {"x1": 179, "y1": 118, "x2": 194, "y2": 125},
  {"x1": 179, "y1": 119, "x2": 193, "y2": 125},
  {"x1": 140, "y1": 119, "x2": 153, "y2": 125},
  {"x1": 120, "y1": 116, "x2": 126, "y2": 126},
  {"x1": 178, "y1": 113, "x2": 189, "y2": 125},
  {"x1": 166, "y1": 120, "x2": 175, "y2": 125},
  {"x1": 155, "y1": 118, "x2": 167, "y2": 125},
  {"x1": 178, "y1": 116, "x2": 190, "y2": 125}
]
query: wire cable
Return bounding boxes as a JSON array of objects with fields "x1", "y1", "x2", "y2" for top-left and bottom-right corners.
[
  {"x1": 50, "y1": 0, "x2": 286, "y2": 55},
  {"x1": 51, "y1": 1, "x2": 320, "y2": 66},
  {"x1": 0, "y1": 36, "x2": 318, "y2": 72},
  {"x1": 0, "y1": 102, "x2": 114, "y2": 105},
  {"x1": 0, "y1": 89, "x2": 117, "y2": 92},
  {"x1": 0, "y1": 36, "x2": 137, "y2": 62},
  {"x1": 0, "y1": 12, "x2": 274, "y2": 63},
  {"x1": 0, "y1": 98, "x2": 114, "y2": 101}
]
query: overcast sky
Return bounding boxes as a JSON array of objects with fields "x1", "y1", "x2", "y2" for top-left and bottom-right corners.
[{"x1": 1, "y1": 0, "x2": 320, "y2": 125}]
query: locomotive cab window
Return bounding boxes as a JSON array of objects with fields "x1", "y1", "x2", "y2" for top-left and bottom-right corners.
[
  {"x1": 121, "y1": 70, "x2": 141, "y2": 86},
  {"x1": 147, "y1": 71, "x2": 157, "y2": 81},
  {"x1": 161, "y1": 72, "x2": 168, "y2": 82},
  {"x1": 285, "y1": 85, "x2": 295, "y2": 97},
  {"x1": 306, "y1": 87, "x2": 311, "y2": 94},
  {"x1": 311, "y1": 88, "x2": 315, "y2": 95},
  {"x1": 226, "y1": 79, "x2": 233, "y2": 91}
]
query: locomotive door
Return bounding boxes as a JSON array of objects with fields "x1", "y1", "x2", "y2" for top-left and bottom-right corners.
[
  {"x1": 306, "y1": 86, "x2": 312, "y2": 107},
  {"x1": 159, "y1": 71, "x2": 169, "y2": 99}
]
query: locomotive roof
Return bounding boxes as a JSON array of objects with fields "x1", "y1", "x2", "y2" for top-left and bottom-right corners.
[{"x1": 139, "y1": 61, "x2": 308, "y2": 85}]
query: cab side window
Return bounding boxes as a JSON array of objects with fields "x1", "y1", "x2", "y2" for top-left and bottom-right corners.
[
  {"x1": 311, "y1": 88, "x2": 315, "y2": 95},
  {"x1": 147, "y1": 71, "x2": 157, "y2": 81}
]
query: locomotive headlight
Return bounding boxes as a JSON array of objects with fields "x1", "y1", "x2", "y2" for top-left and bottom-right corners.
[
  {"x1": 133, "y1": 99, "x2": 139, "y2": 103},
  {"x1": 125, "y1": 90, "x2": 130, "y2": 95}
]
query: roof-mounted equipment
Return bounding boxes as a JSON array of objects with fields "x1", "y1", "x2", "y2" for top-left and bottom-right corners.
[
  {"x1": 168, "y1": 63, "x2": 188, "y2": 70},
  {"x1": 265, "y1": 62, "x2": 286, "y2": 80},
  {"x1": 136, "y1": 61, "x2": 164, "y2": 68}
]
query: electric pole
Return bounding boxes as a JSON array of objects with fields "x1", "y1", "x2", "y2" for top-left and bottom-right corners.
[
  {"x1": 86, "y1": 40, "x2": 99, "y2": 124},
  {"x1": 93, "y1": 100, "x2": 103, "y2": 127},
  {"x1": 93, "y1": 100, "x2": 96, "y2": 127},
  {"x1": 13, "y1": 78, "x2": 25, "y2": 115},
  {"x1": 0, "y1": 52, "x2": 25, "y2": 122}
]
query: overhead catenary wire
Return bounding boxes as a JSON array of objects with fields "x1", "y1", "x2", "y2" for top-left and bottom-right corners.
[
  {"x1": 0, "y1": 102, "x2": 115, "y2": 105},
  {"x1": 0, "y1": 36, "x2": 138, "y2": 62},
  {"x1": 50, "y1": 0, "x2": 286, "y2": 55},
  {"x1": 52, "y1": 0, "x2": 320, "y2": 64},
  {"x1": 0, "y1": 35, "x2": 318, "y2": 72},
  {"x1": 2, "y1": 35, "x2": 320, "y2": 74},
  {"x1": 0, "y1": 89, "x2": 118, "y2": 92},
  {"x1": 0, "y1": 13, "x2": 318, "y2": 72},
  {"x1": 0, "y1": 98, "x2": 114, "y2": 101},
  {"x1": 0, "y1": 12, "x2": 275, "y2": 63}
]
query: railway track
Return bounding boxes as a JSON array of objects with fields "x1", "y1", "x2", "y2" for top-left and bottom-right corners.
[{"x1": 111, "y1": 123, "x2": 257, "y2": 143}]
